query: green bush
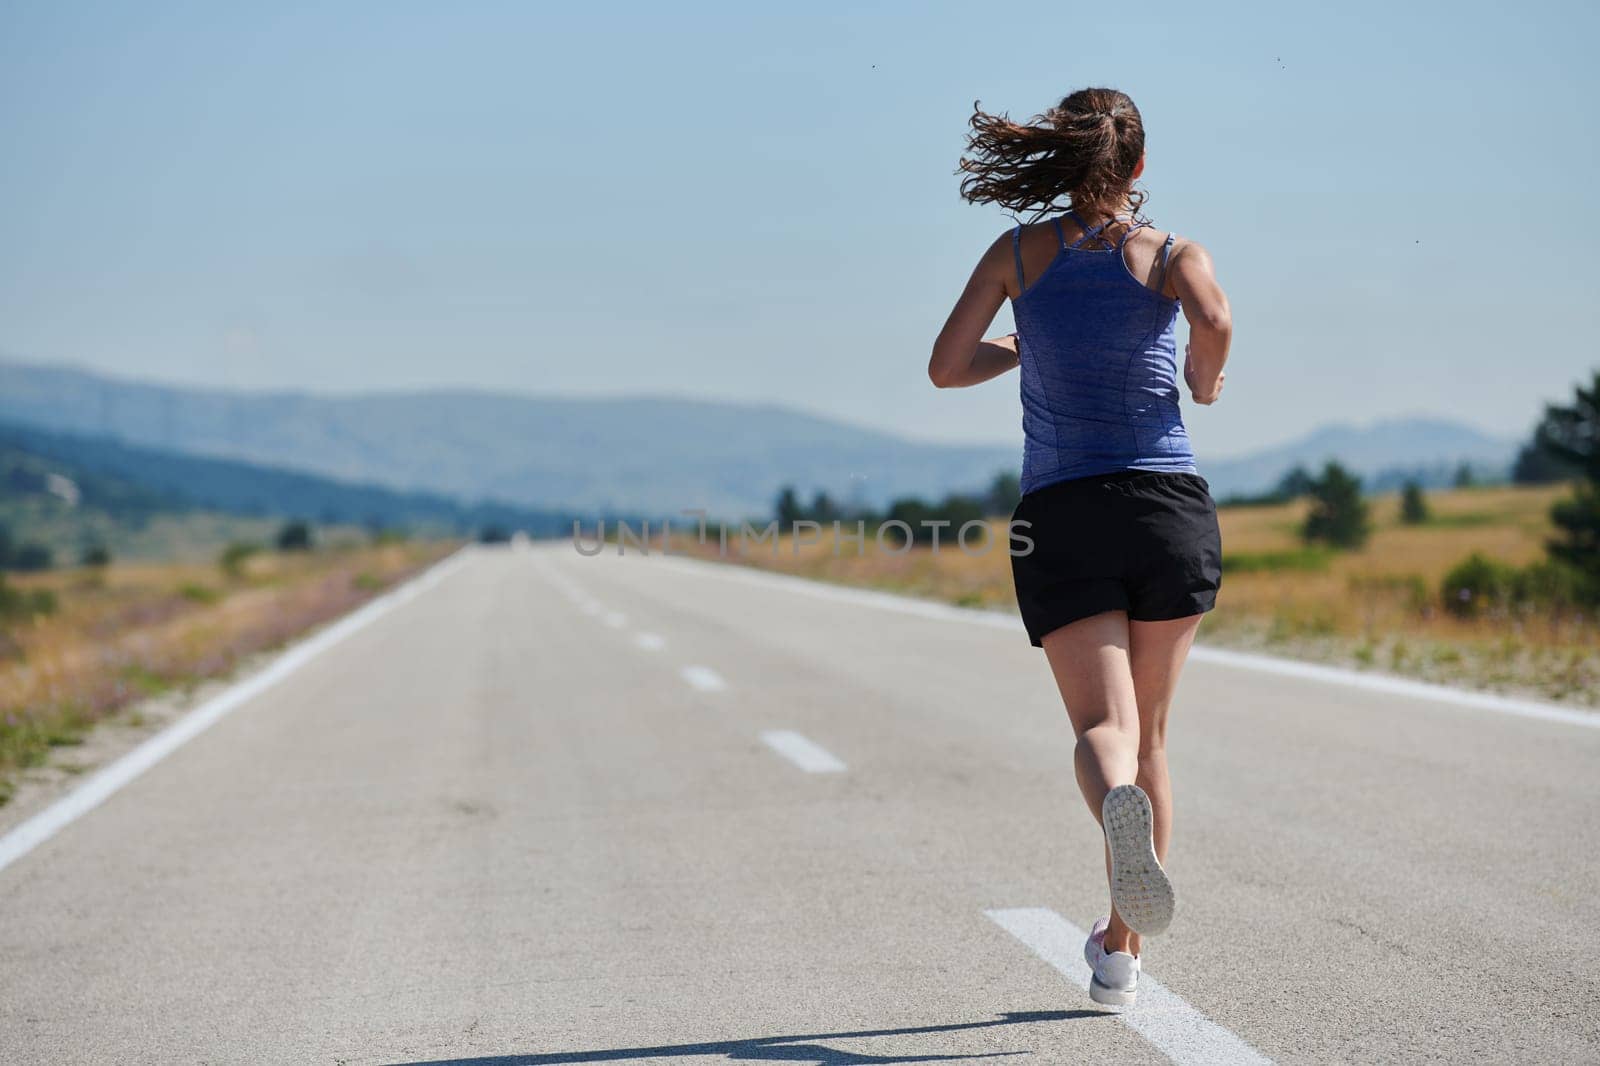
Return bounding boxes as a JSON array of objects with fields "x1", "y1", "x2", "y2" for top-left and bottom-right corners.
[
  {"x1": 1440, "y1": 553, "x2": 1587, "y2": 617},
  {"x1": 1441, "y1": 552, "x2": 1513, "y2": 617},
  {"x1": 1509, "y1": 558, "x2": 1589, "y2": 608},
  {"x1": 0, "y1": 576, "x2": 56, "y2": 623},
  {"x1": 176, "y1": 582, "x2": 221, "y2": 605},
  {"x1": 218, "y1": 541, "x2": 262, "y2": 579}
]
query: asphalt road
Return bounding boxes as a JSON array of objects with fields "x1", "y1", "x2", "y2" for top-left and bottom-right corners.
[{"x1": 2, "y1": 544, "x2": 1597, "y2": 1065}]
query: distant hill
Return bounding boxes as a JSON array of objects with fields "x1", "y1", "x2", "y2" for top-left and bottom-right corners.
[
  {"x1": 0, "y1": 361, "x2": 1520, "y2": 515},
  {"x1": 0, "y1": 420, "x2": 580, "y2": 538},
  {"x1": 1202, "y1": 417, "x2": 1518, "y2": 498},
  {"x1": 0, "y1": 362, "x2": 1021, "y2": 517}
]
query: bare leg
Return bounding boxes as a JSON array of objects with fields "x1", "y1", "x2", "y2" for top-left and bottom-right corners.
[
  {"x1": 1040, "y1": 611, "x2": 1142, "y2": 936},
  {"x1": 1101, "y1": 613, "x2": 1204, "y2": 956}
]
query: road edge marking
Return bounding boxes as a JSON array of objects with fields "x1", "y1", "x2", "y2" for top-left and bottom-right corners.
[
  {"x1": 0, "y1": 547, "x2": 473, "y2": 877},
  {"x1": 985, "y1": 907, "x2": 1273, "y2": 1065}
]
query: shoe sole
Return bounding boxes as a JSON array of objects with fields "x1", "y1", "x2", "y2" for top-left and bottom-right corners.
[
  {"x1": 1089, "y1": 975, "x2": 1136, "y2": 1007},
  {"x1": 1103, "y1": 784, "x2": 1174, "y2": 937}
]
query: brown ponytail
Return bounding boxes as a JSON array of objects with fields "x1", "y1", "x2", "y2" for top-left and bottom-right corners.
[{"x1": 958, "y1": 87, "x2": 1148, "y2": 222}]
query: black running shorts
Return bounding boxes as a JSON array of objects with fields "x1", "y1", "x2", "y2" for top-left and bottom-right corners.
[{"x1": 1009, "y1": 470, "x2": 1222, "y2": 647}]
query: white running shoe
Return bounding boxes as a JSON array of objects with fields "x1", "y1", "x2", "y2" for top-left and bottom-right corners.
[
  {"x1": 1102, "y1": 784, "x2": 1175, "y2": 936},
  {"x1": 1085, "y1": 915, "x2": 1140, "y2": 1007}
]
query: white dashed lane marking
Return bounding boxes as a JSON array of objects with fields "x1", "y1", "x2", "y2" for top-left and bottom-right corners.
[
  {"x1": 647, "y1": 553, "x2": 1598, "y2": 732},
  {"x1": 760, "y1": 730, "x2": 846, "y2": 773},
  {"x1": 679, "y1": 665, "x2": 727, "y2": 692}
]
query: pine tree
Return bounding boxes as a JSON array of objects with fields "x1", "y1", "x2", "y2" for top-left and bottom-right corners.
[
  {"x1": 809, "y1": 491, "x2": 841, "y2": 523},
  {"x1": 1302, "y1": 461, "x2": 1370, "y2": 549},
  {"x1": 774, "y1": 486, "x2": 804, "y2": 527},
  {"x1": 276, "y1": 519, "x2": 314, "y2": 552},
  {"x1": 1539, "y1": 371, "x2": 1600, "y2": 599},
  {"x1": 1400, "y1": 480, "x2": 1428, "y2": 525}
]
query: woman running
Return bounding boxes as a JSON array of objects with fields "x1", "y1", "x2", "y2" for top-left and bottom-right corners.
[{"x1": 927, "y1": 87, "x2": 1231, "y2": 1007}]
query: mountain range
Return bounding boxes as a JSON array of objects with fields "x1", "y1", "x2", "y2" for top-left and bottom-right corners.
[
  {"x1": 0, "y1": 361, "x2": 1521, "y2": 516},
  {"x1": 0, "y1": 420, "x2": 579, "y2": 538},
  {"x1": 1204, "y1": 417, "x2": 1518, "y2": 498}
]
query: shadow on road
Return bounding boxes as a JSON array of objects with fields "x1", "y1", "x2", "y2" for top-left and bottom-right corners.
[{"x1": 386, "y1": 1010, "x2": 1108, "y2": 1064}]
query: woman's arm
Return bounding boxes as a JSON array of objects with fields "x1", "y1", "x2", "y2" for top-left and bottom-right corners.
[
  {"x1": 929, "y1": 233, "x2": 1019, "y2": 389},
  {"x1": 1169, "y1": 241, "x2": 1231, "y2": 405}
]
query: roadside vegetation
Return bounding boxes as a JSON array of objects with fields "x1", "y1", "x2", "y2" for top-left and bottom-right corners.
[
  {"x1": 684, "y1": 372, "x2": 1600, "y2": 708},
  {"x1": 0, "y1": 528, "x2": 453, "y2": 806},
  {"x1": 681, "y1": 482, "x2": 1594, "y2": 705}
]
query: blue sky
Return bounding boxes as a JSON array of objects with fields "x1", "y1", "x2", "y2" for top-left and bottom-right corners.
[{"x1": 1, "y1": 0, "x2": 1595, "y2": 459}]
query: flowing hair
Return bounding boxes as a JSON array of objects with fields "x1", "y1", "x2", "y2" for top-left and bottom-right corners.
[{"x1": 958, "y1": 87, "x2": 1148, "y2": 224}]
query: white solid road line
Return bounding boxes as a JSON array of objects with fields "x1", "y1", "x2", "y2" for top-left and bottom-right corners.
[
  {"x1": 640, "y1": 553, "x2": 1599, "y2": 730},
  {"x1": 0, "y1": 548, "x2": 472, "y2": 877},
  {"x1": 633, "y1": 632, "x2": 665, "y2": 651},
  {"x1": 985, "y1": 907, "x2": 1272, "y2": 1066},
  {"x1": 1183, "y1": 644, "x2": 1600, "y2": 729},
  {"x1": 680, "y1": 665, "x2": 727, "y2": 692},
  {"x1": 759, "y1": 729, "x2": 847, "y2": 773}
]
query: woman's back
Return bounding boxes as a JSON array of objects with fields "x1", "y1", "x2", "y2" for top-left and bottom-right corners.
[
  {"x1": 1010, "y1": 212, "x2": 1194, "y2": 494},
  {"x1": 927, "y1": 85, "x2": 1231, "y2": 480},
  {"x1": 930, "y1": 86, "x2": 1234, "y2": 1000}
]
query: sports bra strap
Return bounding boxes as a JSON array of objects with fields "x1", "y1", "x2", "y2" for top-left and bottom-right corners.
[
  {"x1": 1066, "y1": 209, "x2": 1101, "y2": 249},
  {"x1": 1114, "y1": 219, "x2": 1152, "y2": 248},
  {"x1": 1012, "y1": 224, "x2": 1025, "y2": 290},
  {"x1": 1051, "y1": 216, "x2": 1067, "y2": 250},
  {"x1": 1068, "y1": 210, "x2": 1146, "y2": 250},
  {"x1": 1156, "y1": 232, "x2": 1177, "y2": 289}
]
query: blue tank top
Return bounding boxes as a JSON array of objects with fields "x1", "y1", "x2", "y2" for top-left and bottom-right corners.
[{"x1": 1011, "y1": 211, "x2": 1196, "y2": 495}]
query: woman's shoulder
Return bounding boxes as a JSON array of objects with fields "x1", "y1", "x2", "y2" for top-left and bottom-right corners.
[
  {"x1": 1126, "y1": 223, "x2": 1212, "y2": 267},
  {"x1": 1162, "y1": 231, "x2": 1214, "y2": 272},
  {"x1": 1143, "y1": 223, "x2": 1208, "y2": 255},
  {"x1": 993, "y1": 218, "x2": 1058, "y2": 243},
  {"x1": 999, "y1": 217, "x2": 1081, "y2": 260}
]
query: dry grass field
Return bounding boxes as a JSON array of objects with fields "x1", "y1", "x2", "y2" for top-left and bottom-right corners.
[
  {"x1": 674, "y1": 483, "x2": 1597, "y2": 707},
  {"x1": 0, "y1": 539, "x2": 454, "y2": 804}
]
